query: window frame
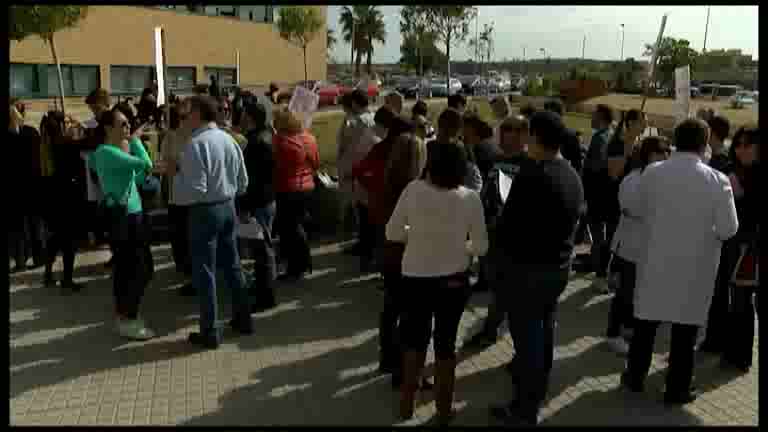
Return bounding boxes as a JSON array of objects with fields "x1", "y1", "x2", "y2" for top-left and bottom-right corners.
[
  {"x1": 109, "y1": 65, "x2": 154, "y2": 96},
  {"x1": 10, "y1": 62, "x2": 101, "y2": 99}
]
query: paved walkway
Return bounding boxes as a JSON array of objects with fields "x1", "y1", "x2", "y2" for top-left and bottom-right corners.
[{"x1": 10, "y1": 239, "x2": 758, "y2": 426}]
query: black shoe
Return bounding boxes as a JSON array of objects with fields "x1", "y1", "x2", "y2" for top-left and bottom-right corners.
[
  {"x1": 251, "y1": 301, "x2": 277, "y2": 313},
  {"x1": 463, "y1": 332, "x2": 497, "y2": 350},
  {"x1": 342, "y1": 244, "x2": 363, "y2": 256},
  {"x1": 663, "y1": 387, "x2": 701, "y2": 406},
  {"x1": 489, "y1": 402, "x2": 537, "y2": 426},
  {"x1": 179, "y1": 283, "x2": 196, "y2": 297},
  {"x1": 620, "y1": 372, "x2": 644, "y2": 393},
  {"x1": 504, "y1": 358, "x2": 517, "y2": 376},
  {"x1": 696, "y1": 341, "x2": 723, "y2": 354},
  {"x1": 228, "y1": 316, "x2": 254, "y2": 335},
  {"x1": 188, "y1": 332, "x2": 220, "y2": 350},
  {"x1": 420, "y1": 377, "x2": 434, "y2": 391},
  {"x1": 720, "y1": 359, "x2": 751, "y2": 374},
  {"x1": 61, "y1": 280, "x2": 83, "y2": 293}
]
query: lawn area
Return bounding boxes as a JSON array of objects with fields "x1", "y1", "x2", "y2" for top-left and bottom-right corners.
[
  {"x1": 583, "y1": 93, "x2": 758, "y2": 128},
  {"x1": 311, "y1": 98, "x2": 592, "y2": 173}
]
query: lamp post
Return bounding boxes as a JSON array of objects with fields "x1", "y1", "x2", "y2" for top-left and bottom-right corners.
[{"x1": 582, "y1": 34, "x2": 586, "y2": 60}]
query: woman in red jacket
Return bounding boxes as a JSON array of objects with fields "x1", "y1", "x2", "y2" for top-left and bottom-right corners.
[{"x1": 273, "y1": 109, "x2": 320, "y2": 281}]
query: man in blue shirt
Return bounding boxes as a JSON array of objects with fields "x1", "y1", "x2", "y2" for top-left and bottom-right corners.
[{"x1": 175, "y1": 95, "x2": 250, "y2": 349}]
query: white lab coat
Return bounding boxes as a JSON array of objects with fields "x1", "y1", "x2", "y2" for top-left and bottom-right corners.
[{"x1": 625, "y1": 152, "x2": 739, "y2": 326}]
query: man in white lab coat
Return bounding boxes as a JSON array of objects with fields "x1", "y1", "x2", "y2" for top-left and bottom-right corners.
[{"x1": 620, "y1": 118, "x2": 739, "y2": 405}]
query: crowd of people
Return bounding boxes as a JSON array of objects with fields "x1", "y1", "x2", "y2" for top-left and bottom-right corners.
[{"x1": 8, "y1": 82, "x2": 761, "y2": 425}]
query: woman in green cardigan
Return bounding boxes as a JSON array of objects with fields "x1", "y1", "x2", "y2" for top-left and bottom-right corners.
[{"x1": 89, "y1": 108, "x2": 155, "y2": 341}]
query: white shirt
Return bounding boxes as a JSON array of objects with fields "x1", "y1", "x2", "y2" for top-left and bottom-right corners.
[
  {"x1": 610, "y1": 169, "x2": 645, "y2": 263},
  {"x1": 386, "y1": 180, "x2": 489, "y2": 277},
  {"x1": 625, "y1": 152, "x2": 738, "y2": 326}
]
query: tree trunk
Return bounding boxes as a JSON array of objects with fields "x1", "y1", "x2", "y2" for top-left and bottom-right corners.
[
  {"x1": 303, "y1": 45, "x2": 308, "y2": 82},
  {"x1": 366, "y1": 49, "x2": 372, "y2": 75},
  {"x1": 355, "y1": 50, "x2": 363, "y2": 78},
  {"x1": 48, "y1": 35, "x2": 67, "y2": 115},
  {"x1": 445, "y1": 37, "x2": 451, "y2": 97}
]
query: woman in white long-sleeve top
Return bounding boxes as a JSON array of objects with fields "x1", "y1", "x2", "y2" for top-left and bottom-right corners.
[
  {"x1": 621, "y1": 119, "x2": 739, "y2": 406},
  {"x1": 604, "y1": 136, "x2": 671, "y2": 355},
  {"x1": 386, "y1": 141, "x2": 488, "y2": 425}
]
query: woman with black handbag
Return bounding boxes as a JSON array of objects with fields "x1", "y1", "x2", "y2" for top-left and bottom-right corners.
[
  {"x1": 721, "y1": 126, "x2": 759, "y2": 373},
  {"x1": 89, "y1": 108, "x2": 155, "y2": 341}
]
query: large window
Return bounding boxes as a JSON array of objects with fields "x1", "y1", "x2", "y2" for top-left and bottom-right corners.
[
  {"x1": 10, "y1": 63, "x2": 99, "y2": 98},
  {"x1": 110, "y1": 65, "x2": 154, "y2": 95},
  {"x1": 167, "y1": 66, "x2": 196, "y2": 91},
  {"x1": 10, "y1": 63, "x2": 40, "y2": 97},
  {"x1": 204, "y1": 67, "x2": 236, "y2": 87}
]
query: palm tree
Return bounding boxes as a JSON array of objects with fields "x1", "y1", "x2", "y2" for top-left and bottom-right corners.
[
  {"x1": 327, "y1": 27, "x2": 337, "y2": 61},
  {"x1": 339, "y1": 6, "x2": 387, "y2": 77}
]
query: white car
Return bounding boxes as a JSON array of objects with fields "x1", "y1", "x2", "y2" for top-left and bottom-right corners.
[{"x1": 730, "y1": 91, "x2": 756, "y2": 109}]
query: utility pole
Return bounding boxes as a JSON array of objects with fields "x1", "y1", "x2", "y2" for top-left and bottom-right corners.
[
  {"x1": 582, "y1": 34, "x2": 586, "y2": 60},
  {"x1": 703, "y1": 6, "x2": 711, "y2": 53},
  {"x1": 475, "y1": 11, "x2": 479, "y2": 75}
]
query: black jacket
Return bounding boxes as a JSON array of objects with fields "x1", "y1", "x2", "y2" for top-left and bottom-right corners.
[
  {"x1": 239, "y1": 96, "x2": 276, "y2": 212},
  {"x1": 561, "y1": 127, "x2": 584, "y2": 174}
]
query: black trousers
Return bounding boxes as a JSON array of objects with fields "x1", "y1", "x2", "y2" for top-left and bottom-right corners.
[
  {"x1": 701, "y1": 242, "x2": 739, "y2": 350},
  {"x1": 276, "y1": 191, "x2": 312, "y2": 275},
  {"x1": 584, "y1": 174, "x2": 618, "y2": 278},
  {"x1": 625, "y1": 319, "x2": 699, "y2": 395},
  {"x1": 168, "y1": 204, "x2": 192, "y2": 276},
  {"x1": 356, "y1": 204, "x2": 376, "y2": 262},
  {"x1": 722, "y1": 286, "x2": 757, "y2": 369},
  {"x1": 111, "y1": 212, "x2": 153, "y2": 320},
  {"x1": 44, "y1": 213, "x2": 78, "y2": 283},
  {"x1": 606, "y1": 256, "x2": 636, "y2": 337},
  {"x1": 400, "y1": 273, "x2": 472, "y2": 360},
  {"x1": 379, "y1": 271, "x2": 404, "y2": 365}
]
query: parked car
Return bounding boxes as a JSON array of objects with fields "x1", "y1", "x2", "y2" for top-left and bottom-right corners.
[
  {"x1": 730, "y1": 91, "x2": 756, "y2": 109},
  {"x1": 339, "y1": 78, "x2": 380, "y2": 102},
  {"x1": 429, "y1": 77, "x2": 462, "y2": 97},
  {"x1": 275, "y1": 80, "x2": 343, "y2": 106},
  {"x1": 458, "y1": 75, "x2": 487, "y2": 95},
  {"x1": 395, "y1": 77, "x2": 423, "y2": 99}
]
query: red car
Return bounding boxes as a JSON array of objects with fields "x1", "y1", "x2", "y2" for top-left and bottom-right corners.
[
  {"x1": 339, "y1": 79, "x2": 380, "y2": 102},
  {"x1": 276, "y1": 80, "x2": 344, "y2": 106}
]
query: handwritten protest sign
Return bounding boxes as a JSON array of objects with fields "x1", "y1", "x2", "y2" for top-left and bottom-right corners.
[
  {"x1": 288, "y1": 84, "x2": 320, "y2": 130},
  {"x1": 675, "y1": 65, "x2": 691, "y2": 120}
]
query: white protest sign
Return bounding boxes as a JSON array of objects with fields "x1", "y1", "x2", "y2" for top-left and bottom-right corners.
[
  {"x1": 154, "y1": 27, "x2": 167, "y2": 107},
  {"x1": 288, "y1": 85, "x2": 319, "y2": 130},
  {"x1": 675, "y1": 65, "x2": 691, "y2": 120}
]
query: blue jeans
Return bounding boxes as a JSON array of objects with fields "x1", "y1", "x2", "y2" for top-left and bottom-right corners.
[
  {"x1": 188, "y1": 200, "x2": 249, "y2": 341},
  {"x1": 505, "y1": 267, "x2": 569, "y2": 422},
  {"x1": 252, "y1": 201, "x2": 277, "y2": 236}
]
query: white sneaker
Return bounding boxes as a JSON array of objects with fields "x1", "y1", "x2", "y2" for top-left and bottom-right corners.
[{"x1": 606, "y1": 337, "x2": 629, "y2": 355}]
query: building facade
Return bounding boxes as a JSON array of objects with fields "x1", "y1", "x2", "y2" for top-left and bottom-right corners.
[{"x1": 10, "y1": 5, "x2": 327, "y2": 98}]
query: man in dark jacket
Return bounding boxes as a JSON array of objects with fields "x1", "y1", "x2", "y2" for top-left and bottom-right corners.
[
  {"x1": 237, "y1": 94, "x2": 277, "y2": 312},
  {"x1": 543, "y1": 99, "x2": 584, "y2": 173},
  {"x1": 209, "y1": 75, "x2": 221, "y2": 98}
]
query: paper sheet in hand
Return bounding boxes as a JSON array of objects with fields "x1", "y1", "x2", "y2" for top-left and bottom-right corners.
[
  {"x1": 237, "y1": 218, "x2": 265, "y2": 240},
  {"x1": 288, "y1": 85, "x2": 319, "y2": 130},
  {"x1": 498, "y1": 170, "x2": 512, "y2": 204}
]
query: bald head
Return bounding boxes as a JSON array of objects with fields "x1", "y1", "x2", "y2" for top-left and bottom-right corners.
[{"x1": 498, "y1": 114, "x2": 529, "y2": 155}]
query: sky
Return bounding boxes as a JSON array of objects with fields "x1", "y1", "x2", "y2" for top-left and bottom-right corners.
[{"x1": 326, "y1": 6, "x2": 759, "y2": 64}]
